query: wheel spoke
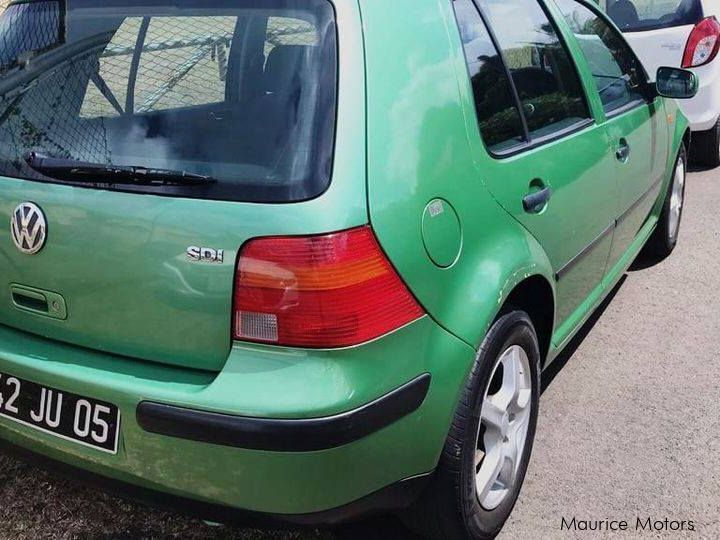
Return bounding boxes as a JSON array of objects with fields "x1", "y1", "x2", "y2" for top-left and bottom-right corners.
[
  {"x1": 475, "y1": 448, "x2": 485, "y2": 470},
  {"x1": 668, "y1": 158, "x2": 685, "y2": 239},
  {"x1": 475, "y1": 446, "x2": 504, "y2": 503},
  {"x1": 481, "y1": 397, "x2": 506, "y2": 435},
  {"x1": 512, "y1": 361, "x2": 530, "y2": 413},
  {"x1": 509, "y1": 412, "x2": 530, "y2": 474},
  {"x1": 676, "y1": 161, "x2": 685, "y2": 187},
  {"x1": 499, "y1": 442, "x2": 518, "y2": 486},
  {"x1": 497, "y1": 347, "x2": 520, "y2": 410},
  {"x1": 514, "y1": 388, "x2": 532, "y2": 411}
]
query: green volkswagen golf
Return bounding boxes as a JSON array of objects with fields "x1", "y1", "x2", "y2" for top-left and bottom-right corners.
[{"x1": 0, "y1": 0, "x2": 697, "y2": 537}]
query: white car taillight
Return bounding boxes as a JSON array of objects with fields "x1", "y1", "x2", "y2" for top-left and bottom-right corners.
[{"x1": 682, "y1": 17, "x2": 720, "y2": 68}]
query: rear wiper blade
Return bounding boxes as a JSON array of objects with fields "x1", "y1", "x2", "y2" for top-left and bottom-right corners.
[{"x1": 25, "y1": 152, "x2": 217, "y2": 186}]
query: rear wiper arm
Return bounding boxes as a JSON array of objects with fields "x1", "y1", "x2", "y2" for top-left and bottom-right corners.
[{"x1": 25, "y1": 152, "x2": 217, "y2": 186}]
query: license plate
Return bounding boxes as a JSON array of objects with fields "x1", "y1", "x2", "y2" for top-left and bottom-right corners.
[{"x1": 0, "y1": 372, "x2": 120, "y2": 454}]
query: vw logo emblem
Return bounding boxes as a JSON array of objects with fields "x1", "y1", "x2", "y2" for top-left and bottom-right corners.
[{"x1": 10, "y1": 202, "x2": 47, "y2": 255}]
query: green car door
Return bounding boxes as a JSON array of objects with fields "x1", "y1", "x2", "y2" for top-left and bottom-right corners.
[
  {"x1": 554, "y1": 0, "x2": 671, "y2": 272},
  {"x1": 453, "y1": 0, "x2": 620, "y2": 332}
]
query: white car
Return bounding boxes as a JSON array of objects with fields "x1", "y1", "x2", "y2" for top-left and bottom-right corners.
[{"x1": 601, "y1": 0, "x2": 720, "y2": 167}]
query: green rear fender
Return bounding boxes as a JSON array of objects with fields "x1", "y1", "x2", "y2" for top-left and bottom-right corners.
[
  {"x1": 371, "y1": 189, "x2": 556, "y2": 356},
  {"x1": 363, "y1": 0, "x2": 556, "y2": 355}
]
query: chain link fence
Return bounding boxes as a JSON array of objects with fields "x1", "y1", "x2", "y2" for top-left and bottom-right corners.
[
  {"x1": 82, "y1": 15, "x2": 316, "y2": 117},
  {"x1": 0, "y1": 51, "x2": 112, "y2": 176},
  {"x1": 81, "y1": 16, "x2": 238, "y2": 118},
  {"x1": 0, "y1": 1, "x2": 62, "y2": 73}
]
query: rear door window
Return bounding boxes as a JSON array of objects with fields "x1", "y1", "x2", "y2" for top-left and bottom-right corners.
[
  {"x1": 602, "y1": 0, "x2": 704, "y2": 32},
  {"x1": 476, "y1": 0, "x2": 590, "y2": 141},
  {"x1": 556, "y1": 0, "x2": 647, "y2": 113},
  {"x1": 0, "y1": 0, "x2": 337, "y2": 203}
]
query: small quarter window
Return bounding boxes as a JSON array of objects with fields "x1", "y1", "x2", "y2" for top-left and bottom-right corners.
[
  {"x1": 555, "y1": 0, "x2": 647, "y2": 113},
  {"x1": 452, "y1": 0, "x2": 525, "y2": 152}
]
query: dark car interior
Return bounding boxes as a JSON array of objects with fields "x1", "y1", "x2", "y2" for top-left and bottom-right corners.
[{"x1": 607, "y1": 0, "x2": 703, "y2": 31}]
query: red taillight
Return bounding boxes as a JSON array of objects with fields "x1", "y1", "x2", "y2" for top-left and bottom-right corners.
[
  {"x1": 682, "y1": 17, "x2": 720, "y2": 68},
  {"x1": 233, "y1": 226, "x2": 425, "y2": 348}
]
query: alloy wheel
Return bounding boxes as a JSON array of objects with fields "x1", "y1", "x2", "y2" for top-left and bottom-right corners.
[
  {"x1": 474, "y1": 345, "x2": 533, "y2": 511},
  {"x1": 668, "y1": 155, "x2": 686, "y2": 242}
]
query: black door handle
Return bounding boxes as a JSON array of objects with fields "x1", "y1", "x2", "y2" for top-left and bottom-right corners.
[
  {"x1": 616, "y1": 139, "x2": 631, "y2": 162},
  {"x1": 523, "y1": 186, "x2": 552, "y2": 214}
]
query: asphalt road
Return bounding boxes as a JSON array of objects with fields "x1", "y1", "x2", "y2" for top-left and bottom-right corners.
[
  {"x1": 0, "y1": 167, "x2": 718, "y2": 539},
  {"x1": 499, "y1": 164, "x2": 720, "y2": 538}
]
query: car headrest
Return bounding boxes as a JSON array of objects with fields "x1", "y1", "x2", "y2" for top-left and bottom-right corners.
[
  {"x1": 676, "y1": 0, "x2": 702, "y2": 20},
  {"x1": 608, "y1": 0, "x2": 640, "y2": 29},
  {"x1": 264, "y1": 45, "x2": 312, "y2": 95}
]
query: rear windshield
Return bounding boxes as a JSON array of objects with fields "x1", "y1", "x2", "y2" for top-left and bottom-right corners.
[
  {"x1": 603, "y1": 0, "x2": 704, "y2": 32},
  {"x1": 0, "y1": 0, "x2": 337, "y2": 203}
]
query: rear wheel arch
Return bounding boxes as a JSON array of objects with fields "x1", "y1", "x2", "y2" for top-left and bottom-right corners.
[
  {"x1": 435, "y1": 224, "x2": 557, "y2": 360},
  {"x1": 682, "y1": 128, "x2": 692, "y2": 157},
  {"x1": 501, "y1": 275, "x2": 555, "y2": 367},
  {"x1": 673, "y1": 110, "x2": 691, "y2": 168}
]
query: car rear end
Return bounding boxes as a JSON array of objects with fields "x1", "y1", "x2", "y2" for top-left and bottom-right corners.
[
  {"x1": 0, "y1": 0, "x2": 474, "y2": 520},
  {"x1": 604, "y1": 0, "x2": 720, "y2": 132}
]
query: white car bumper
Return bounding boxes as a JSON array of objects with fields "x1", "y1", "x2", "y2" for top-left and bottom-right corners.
[{"x1": 679, "y1": 61, "x2": 720, "y2": 132}]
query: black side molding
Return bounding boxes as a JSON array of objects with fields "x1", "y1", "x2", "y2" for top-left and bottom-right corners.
[
  {"x1": 137, "y1": 374, "x2": 431, "y2": 452},
  {"x1": 616, "y1": 176, "x2": 663, "y2": 226},
  {"x1": 555, "y1": 222, "x2": 614, "y2": 282},
  {"x1": 555, "y1": 175, "x2": 666, "y2": 282}
]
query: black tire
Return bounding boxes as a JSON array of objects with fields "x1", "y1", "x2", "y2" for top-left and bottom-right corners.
[
  {"x1": 403, "y1": 310, "x2": 541, "y2": 540},
  {"x1": 691, "y1": 118, "x2": 720, "y2": 168},
  {"x1": 644, "y1": 143, "x2": 687, "y2": 260}
]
